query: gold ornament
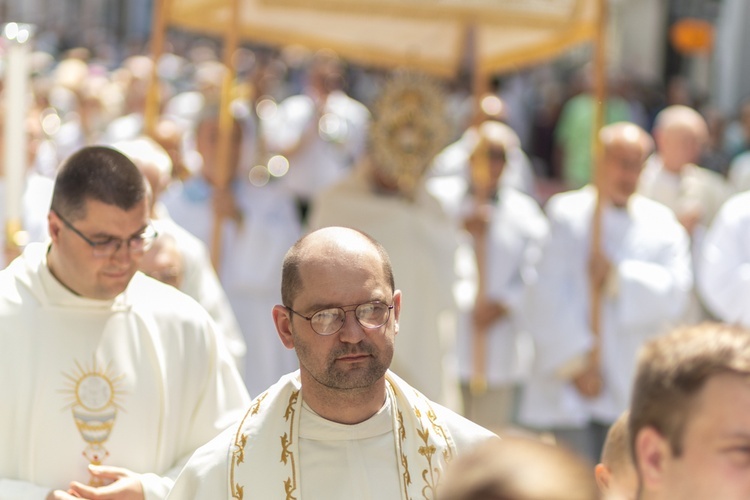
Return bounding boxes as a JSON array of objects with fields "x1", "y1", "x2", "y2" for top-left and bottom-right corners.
[{"x1": 368, "y1": 71, "x2": 450, "y2": 197}]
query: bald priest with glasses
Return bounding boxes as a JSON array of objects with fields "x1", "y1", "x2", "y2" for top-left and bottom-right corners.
[
  {"x1": 0, "y1": 146, "x2": 250, "y2": 500},
  {"x1": 167, "y1": 226, "x2": 497, "y2": 500}
]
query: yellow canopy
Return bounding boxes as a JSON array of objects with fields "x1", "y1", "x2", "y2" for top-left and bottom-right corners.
[{"x1": 167, "y1": 0, "x2": 598, "y2": 78}]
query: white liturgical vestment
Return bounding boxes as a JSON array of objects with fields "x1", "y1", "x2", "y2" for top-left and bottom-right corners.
[
  {"x1": 697, "y1": 190, "x2": 750, "y2": 326},
  {"x1": 0, "y1": 243, "x2": 250, "y2": 499},
  {"x1": 166, "y1": 371, "x2": 496, "y2": 500},
  {"x1": 427, "y1": 178, "x2": 547, "y2": 387},
  {"x1": 519, "y1": 187, "x2": 692, "y2": 428}
]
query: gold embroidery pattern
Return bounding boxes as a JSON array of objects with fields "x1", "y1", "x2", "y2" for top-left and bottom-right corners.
[
  {"x1": 394, "y1": 384, "x2": 455, "y2": 500},
  {"x1": 414, "y1": 408, "x2": 440, "y2": 499},
  {"x1": 230, "y1": 391, "x2": 269, "y2": 499},
  {"x1": 280, "y1": 390, "x2": 299, "y2": 500},
  {"x1": 396, "y1": 409, "x2": 412, "y2": 496},
  {"x1": 61, "y1": 357, "x2": 125, "y2": 487},
  {"x1": 427, "y1": 409, "x2": 454, "y2": 464}
]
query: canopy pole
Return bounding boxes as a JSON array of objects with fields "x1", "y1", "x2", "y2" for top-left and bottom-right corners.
[
  {"x1": 468, "y1": 23, "x2": 491, "y2": 396},
  {"x1": 145, "y1": 0, "x2": 170, "y2": 137},
  {"x1": 211, "y1": 0, "x2": 241, "y2": 271},
  {"x1": 586, "y1": 0, "x2": 608, "y2": 398}
]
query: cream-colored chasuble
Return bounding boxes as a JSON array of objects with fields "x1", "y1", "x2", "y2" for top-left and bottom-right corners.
[
  {"x1": 0, "y1": 243, "x2": 250, "y2": 499},
  {"x1": 230, "y1": 372, "x2": 458, "y2": 499}
]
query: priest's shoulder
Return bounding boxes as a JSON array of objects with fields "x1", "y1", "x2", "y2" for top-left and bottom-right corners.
[
  {"x1": 430, "y1": 401, "x2": 499, "y2": 453},
  {"x1": 129, "y1": 271, "x2": 212, "y2": 323}
]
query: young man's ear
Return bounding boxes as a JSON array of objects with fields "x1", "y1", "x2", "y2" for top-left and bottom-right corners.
[
  {"x1": 634, "y1": 426, "x2": 671, "y2": 492},
  {"x1": 272, "y1": 305, "x2": 295, "y2": 350},
  {"x1": 594, "y1": 463, "x2": 612, "y2": 493}
]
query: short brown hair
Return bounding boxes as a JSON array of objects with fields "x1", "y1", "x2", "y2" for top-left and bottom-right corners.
[
  {"x1": 51, "y1": 146, "x2": 147, "y2": 220},
  {"x1": 438, "y1": 436, "x2": 598, "y2": 500},
  {"x1": 629, "y1": 323, "x2": 750, "y2": 458}
]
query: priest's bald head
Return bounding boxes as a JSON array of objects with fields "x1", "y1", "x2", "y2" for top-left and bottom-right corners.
[
  {"x1": 272, "y1": 226, "x2": 401, "y2": 425},
  {"x1": 47, "y1": 146, "x2": 156, "y2": 300}
]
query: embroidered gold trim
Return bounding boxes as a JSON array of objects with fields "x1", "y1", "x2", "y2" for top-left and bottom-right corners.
[
  {"x1": 281, "y1": 390, "x2": 299, "y2": 500},
  {"x1": 230, "y1": 391, "x2": 269, "y2": 499}
]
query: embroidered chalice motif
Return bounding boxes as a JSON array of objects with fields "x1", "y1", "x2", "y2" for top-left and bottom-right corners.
[{"x1": 62, "y1": 359, "x2": 125, "y2": 486}]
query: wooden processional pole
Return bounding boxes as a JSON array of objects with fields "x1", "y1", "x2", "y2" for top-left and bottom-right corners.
[
  {"x1": 587, "y1": 0, "x2": 608, "y2": 397},
  {"x1": 469, "y1": 23, "x2": 491, "y2": 396},
  {"x1": 210, "y1": 0, "x2": 241, "y2": 271},
  {"x1": 144, "y1": 0, "x2": 170, "y2": 137}
]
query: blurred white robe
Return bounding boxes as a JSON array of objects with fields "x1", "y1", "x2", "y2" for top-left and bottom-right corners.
[
  {"x1": 0, "y1": 243, "x2": 250, "y2": 499},
  {"x1": 152, "y1": 217, "x2": 247, "y2": 372},
  {"x1": 162, "y1": 177, "x2": 301, "y2": 398},
  {"x1": 698, "y1": 190, "x2": 750, "y2": 325},
  {"x1": 427, "y1": 178, "x2": 547, "y2": 388},
  {"x1": 519, "y1": 187, "x2": 692, "y2": 428}
]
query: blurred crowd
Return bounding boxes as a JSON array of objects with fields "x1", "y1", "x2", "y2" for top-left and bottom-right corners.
[{"x1": 5, "y1": 29, "x2": 750, "y2": 498}]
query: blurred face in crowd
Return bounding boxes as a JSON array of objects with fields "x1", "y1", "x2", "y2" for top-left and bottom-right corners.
[
  {"x1": 602, "y1": 140, "x2": 645, "y2": 208},
  {"x1": 656, "y1": 125, "x2": 703, "y2": 172},
  {"x1": 139, "y1": 235, "x2": 183, "y2": 289}
]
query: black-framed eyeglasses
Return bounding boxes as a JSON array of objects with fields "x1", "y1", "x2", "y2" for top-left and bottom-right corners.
[
  {"x1": 287, "y1": 300, "x2": 394, "y2": 336},
  {"x1": 52, "y1": 209, "x2": 158, "y2": 259}
]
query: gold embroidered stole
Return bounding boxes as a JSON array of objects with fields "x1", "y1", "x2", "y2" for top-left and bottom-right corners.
[{"x1": 228, "y1": 371, "x2": 457, "y2": 499}]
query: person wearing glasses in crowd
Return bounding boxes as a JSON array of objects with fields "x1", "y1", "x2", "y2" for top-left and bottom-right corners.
[
  {"x1": 0, "y1": 146, "x2": 250, "y2": 499},
  {"x1": 167, "y1": 226, "x2": 497, "y2": 499}
]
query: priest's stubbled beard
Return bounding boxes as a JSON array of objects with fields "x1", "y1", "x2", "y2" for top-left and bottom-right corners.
[{"x1": 292, "y1": 325, "x2": 392, "y2": 390}]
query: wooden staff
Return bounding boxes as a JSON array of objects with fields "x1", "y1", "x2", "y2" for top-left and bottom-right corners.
[
  {"x1": 468, "y1": 137, "x2": 491, "y2": 396},
  {"x1": 210, "y1": 0, "x2": 241, "y2": 272},
  {"x1": 468, "y1": 56, "x2": 491, "y2": 396},
  {"x1": 582, "y1": 0, "x2": 608, "y2": 398},
  {"x1": 144, "y1": 0, "x2": 171, "y2": 137}
]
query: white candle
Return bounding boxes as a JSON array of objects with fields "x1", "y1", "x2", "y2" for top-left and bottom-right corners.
[{"x1": 3, "y1": 23, "x2": 32, "y2": 243}]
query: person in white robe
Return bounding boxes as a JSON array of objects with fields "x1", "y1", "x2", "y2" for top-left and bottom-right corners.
[
  {"x1": 112, "y1": 137, "x2": 247, "y2": 372},
  {"x1": 161, "y1": 111, "x2": 301, "y2": 398},
  {"x1": 429, "y1": 119, "x2": 537, "y2": 199},
  {"x1": 427, "y1": 120, "x2": 548, "y2": 431},
  {"x1": 637, "y1": 105, "x2": 729, "y2": 323},
  {"x1": 519, "y1": 122, "x2": 692, "y2": 463},
  {"x1": 262, "y1": 49, "x2": 370, "y2": 224},
  {"x1": 727, "y1": 150, "x2": 750, "y2": 193},
  {"x1": 696, "y1": 190, "x2": 750, "y2": 325},
  {"x1": 166, "y1": 227, "x2": 496, "y2": 500},
  {"x1": 0, "y1": 146, "x2": 250, "y2": 500}
]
